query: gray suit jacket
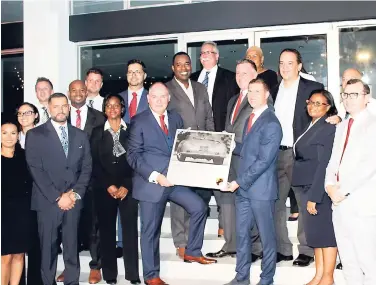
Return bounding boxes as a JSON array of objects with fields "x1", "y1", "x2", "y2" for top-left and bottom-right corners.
[{"x1": 166, "y1": 79, "x2": 214, "y2": 131}]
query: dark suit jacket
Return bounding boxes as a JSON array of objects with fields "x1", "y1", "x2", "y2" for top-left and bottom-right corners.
[
  {"x1": 25, "y1": 120, "x2": 92, "y2": 211},
  {"x1": 90, "y1": 125, "x2": 133, "y2": 197},
  {"x1": 271, "y1": 77, "x2": 324, "y2": 142},
  {"x1": 166, "y1": 79, "x2": 214, "y2": 131},
  {"x1": 119, "y1": 89, "x2": 149, "y2": 124},
  {"x1": 69, "y1": 107, "x2": 106, "y2": 138},
  {"x1": 191, "y1": 67, "x2": 238, "y2": 131},
  {"x1": 236, "y1": 108, "x2": 282, "y2": 201},
  {"x1": 127, "y1": 109, "x2": 184, "y2": 203},
  {"x1": 292, "y1": 116, "x2": 336, "y2": 203}
]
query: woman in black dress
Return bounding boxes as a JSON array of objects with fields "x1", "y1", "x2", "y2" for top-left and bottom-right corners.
[
  {"x1": 1, "y1": 117, "x2": 32, "y2": 285},
  {"x1": 292, "y1": 90, "x2": 338, "y2": 285},
  {"x1": 91, "y1": 94, "x2": 140, "y2": 285}
]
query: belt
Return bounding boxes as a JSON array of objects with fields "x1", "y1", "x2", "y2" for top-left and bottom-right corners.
[{"x1": 279, "y1": 145, "x2": 292, "y2": 151}]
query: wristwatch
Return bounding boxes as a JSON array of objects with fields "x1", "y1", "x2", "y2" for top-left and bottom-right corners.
[{"x1": 71, "y1": 190, "x2": 82, "y2": 200}]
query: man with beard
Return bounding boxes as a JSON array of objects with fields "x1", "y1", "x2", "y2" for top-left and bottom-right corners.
[
  {"x1": 166, "y1": 52, "x2": 214, "y2": 258},
  {"x1": 25, "y1": 93, "x2": 92, "y2": 285}
]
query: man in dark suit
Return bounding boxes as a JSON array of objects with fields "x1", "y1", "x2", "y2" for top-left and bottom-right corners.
[
  {"x1": 54, "y1": 80, "x2": 105, "y2": 284},
  {"x1": 166, "y1": 52, "x2": 215, "y2": 258},
  {"x1": 224, "y1": 78, "x2": 282, "y2": 285},
  {"x1": 119, "y1": 59, "x2": 149, "y2": 124},
  {"x1": 25, "y1": 93, "x2": 92, "y2": 285},
  {"x1": 127, "y1": 83, "x2": 216, "y2": 285}
]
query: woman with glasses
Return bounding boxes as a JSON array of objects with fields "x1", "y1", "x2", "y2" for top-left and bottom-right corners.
[
  {"x1": 16, "y1": 103, "x2": 40, "y2": 149},
  {"x1": 91, "y1": 94, "x2": 140, "y2": 285},
  {"x1": 291, "y1": 89, "x2": 338, "y2": 285}
]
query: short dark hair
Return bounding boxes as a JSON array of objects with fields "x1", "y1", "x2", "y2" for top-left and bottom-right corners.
[
  {"x1": 346, "y1": 79, "x2": 370, "y2": 94},
  {"x1": 237, "y1": 59, "x2": 257, "y2": 72},
  {"x1": 279, "y1": 48, "x2": 308, "y2": 74},
  {"x1": 35, "y1": 77, "x2": 53, "y2": 90},
  {"x1": 102, "y1": 94, "x2": 126, "y2": 118},
  {"x1": 172, "y1": 52, "x2": 191, "y2": 65},
  {"x1": 86, "y1": 67, "x2": 104, "y2": 79},
  {"x1": 309, "y1": 89, "x2": 338, "y2": 117},
  {"x1": 15, "y1": 102, "x2": 40, "y2": 126},
  {"x1": 248, "y1": 78, "x2": 270, "y2": 93},
  {"x1": 127, "y1": 59, "x2": 147, "y2": 73},
  {"x1": 1, "y1": 112, "x2": 19, "y2": 130},
  {"x1": 48, "y1": 93, "x2": 68, "y2": 104}
]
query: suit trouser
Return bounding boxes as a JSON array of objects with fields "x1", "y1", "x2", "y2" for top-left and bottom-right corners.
[
  {"x1": 170, "y1": 187, "x2": 210, "y2": 248},
  {"x1": 37, "y1": 205, "x2": 81, "y2": 285},
  {"x1": 140, "y1": 186, "x2": 206, "y2": 281},
  {"x1": 274, "y1": 149, "x2": 313, "y2": 257},
  {"x1": 333, "y1": 208, "x2": 376, "y2": 285},
  {"x1": 235, "y1": 195, "x2": 276, "y2": 284},
  {"x1": 96, "y1": 192, "x2": 139, "y2": 281}
]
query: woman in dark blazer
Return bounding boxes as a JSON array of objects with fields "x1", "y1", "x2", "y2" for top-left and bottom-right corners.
[
  {"x1": 90, "y1": 94, "x2": 140, "y2": 285},
  {"x1": 292, "y1": 89, "x2": 338, "y2": 285}
]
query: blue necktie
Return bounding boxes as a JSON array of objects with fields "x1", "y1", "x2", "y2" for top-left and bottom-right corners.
[
  {"x1": 202, "y1": 71, "x2": 210, "y2": 88},
  {"x1": 59, "y1": 126, "x2": 69, "y2": 157}
]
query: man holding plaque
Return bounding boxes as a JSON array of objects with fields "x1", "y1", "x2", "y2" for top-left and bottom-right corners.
[{"x1": 223, "y1": 78, "x2": 282, "y2": 285}]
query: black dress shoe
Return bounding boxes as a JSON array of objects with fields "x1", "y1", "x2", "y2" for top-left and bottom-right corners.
[
  {"x1": 116, "y1": 247, "x2": 123, "y2": 258},
  {"x1": 106, "y1": 280, "x2": 117, "y2": 285},
  {"x1": 251, "y1": 254, "x2": 262, "y2": 263},
  {"x1": 293, "y1": 254, "x2": 314, "y2": 267},
  {"x1": 336, "y1": 262, "x2": 343, "y2": 270},
  {"x1": 131, "y1": 279, "x2": 141, "y2": 284},
  {"x1": 276, "y1": 252, "x2": 293, "y2": 263},
  {"x1": 206, "y1": 250, "x2": 236, "y2": 258}
]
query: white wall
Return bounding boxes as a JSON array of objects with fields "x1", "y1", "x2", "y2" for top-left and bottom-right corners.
[{"x1": 23, "y1": 0, "x2": 77, "y2": 105}]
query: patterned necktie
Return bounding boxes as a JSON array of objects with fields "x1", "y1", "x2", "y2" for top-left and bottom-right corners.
[
  {"x1": 108, "y1": 127, "x2": 126, "y2": 157},
  {"x1": 159, "y1": 115, "x2": 168, "y2": 135},
  {"x1": 129, "y1": 92, "x2": 137, "y2": 118},
  {"x1": 42, "y1": 107, "x2": 49, "y2": 123},
  {"x1": 88, "y1": 100, "x2": 94, "y2": 108},
  {"x1": 59, "y1": 126, "x2": 69, "y2": 157},
  {"x1": 246, "y1": 113, "x2": 256, "y2": 134},
  {"x1": 202, "y1": 71, "x2": 210, "y2": 88},
  {"x1": 337, "y1": 118, "x2": 354, "y2": 181},
  {"x1": 76, "y1": 109, "x2": 81, "y2": 129}
]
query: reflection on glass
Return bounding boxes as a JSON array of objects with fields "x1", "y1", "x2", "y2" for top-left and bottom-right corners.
[
  {"x1": 130, "y1": 0, "x2": 184, "y2": 8},
  {"x1": 188, "y1": 39, "x2": 248, "y2": 73},
  {"x1": 261, "y1": 35, "x2": 328, "y2": 87},
  {"x1": 340, "y1": 26, "x2": 376, "y2": 97},
  {"x1": 72, "y1": 0, "x2": 124, "y2": 15},
  {"x1": 80, "y1": 40, "x2": 177, "y2": 94}
]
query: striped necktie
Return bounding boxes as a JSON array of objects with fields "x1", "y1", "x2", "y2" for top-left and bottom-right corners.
[{"x1": 202, "y1": 71, "x2": 210, "y2": 88}]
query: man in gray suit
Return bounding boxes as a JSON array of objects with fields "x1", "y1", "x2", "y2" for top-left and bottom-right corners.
[{"x1": 166, "y1": 51, "x2": 215, "y2": 258}]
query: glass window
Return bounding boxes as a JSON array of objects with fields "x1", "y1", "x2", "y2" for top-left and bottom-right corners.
[
  {"x1": 340, "y1": 26, "x2": 376, "y2": 97},
  {"x1": 260, "y1": 35, "x2": 328, "y2": 87},
  {"x1": 188, "y1": 39, "x2": 248, "y2": 73},
  {"x1": 130, "y1": 0, "x2": 184, "y2": 8},
  {"x1": 80, "y1": 40, "x2": 177, "y2": 94},
  {"x1": 1, "y1": 54, "x2": 24, "y2": 113},
  {"x1": 1, "y1": 0, "x2": 23, "y2": 22},
  {"x1": 72, "y1": 0, "x2": 124, "y2": 15}
]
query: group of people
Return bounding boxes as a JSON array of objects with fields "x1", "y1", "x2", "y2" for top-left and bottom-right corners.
[{"x1": 1, "y1": 41, "x2": 375, "y2": 285}]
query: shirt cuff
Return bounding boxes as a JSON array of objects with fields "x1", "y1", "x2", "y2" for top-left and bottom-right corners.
[{"x1": 148, "y1": 171, "x2": 160, "y2": 184}]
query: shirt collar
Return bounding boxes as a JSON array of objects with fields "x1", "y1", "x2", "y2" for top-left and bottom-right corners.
[
  {"x1": 203, "y1": 64, "x2": 218, "y2": 74},
  {"x1": 51, "y1": 119, "x2": 68, "y2": 130},
  {"x1": 127, "y1": 87, "x2": 144, "y2": 96},
  {"x1": 252, "y1": 104, "x2": 268, "y2": 117},
  {"x1": 150, "y1": 107, "x2": 168, "y2": 119},
  {"x1": 174, "y1": 77, "x2": 191, "y2": 89},
  {"x1": 280, "y1": 76, "x2": 300, "y2": 90},
  {"x1": 70, "y1": 104, "x2": 88, "y2": 112},
  {"x1": 104, "y1": 119, "x2": 127, "y2": 131}
]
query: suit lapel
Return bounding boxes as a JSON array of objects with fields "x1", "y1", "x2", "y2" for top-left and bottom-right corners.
[
  {"x1": 147, "y1": 109, "x2": 170, "y2": 150},
  {"x1": 67, "y1": 124, "x2": 76, "y2": 163},
  {"x1": 297, "y1": 116, "x2": 327, "y2": 146},
  {"x1": 191, "y1": 81, "x2": 200, "y2": 112},
  {"x1": 243, "y1": 109, "x2": 270, "y2": 140},
  {"x1": 137, "y1": 89, "x2": 149, "y2": 114},
  {"x1": 84, "y1": 108, "x2": 95, "y2": 133},
  {"x1": 233, "y1": 94, "x2": 251, "y2": 125},
  {"x1": 293, "y1": 78, "x2": 308, "y2": 132},
  {"x1": 46, "y1": 120, "x2": 68, "y2": 161},
  {"x1": 172, "y1": 79, "x2": 195, "y2": 109},
  {"x1": 212, "y1": 67, "x2": 223, "y2": 104}
]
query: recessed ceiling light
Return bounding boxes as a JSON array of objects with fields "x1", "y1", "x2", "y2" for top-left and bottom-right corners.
[
  {"x1": 109, "y1": 74, "x2": 112, "y2": 77},
  {"x1": 311, "y1": 62, "x2": 314, "y2": 65},
  {"x1": 164, "y1": 55, "x2": 168, "y2": 58},
  {"x1": 119, "y1": 76, "x2": 121, "y2": 79},
  {"x1": 230, "y1": 50, "x2": 236, "y2": 53}
]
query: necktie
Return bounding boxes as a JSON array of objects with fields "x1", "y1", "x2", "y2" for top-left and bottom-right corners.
[
  {"x1": 88, "y1": 100, "x2": 94, "y2": 108},
  {"x1": 202, "y1": 71, "x2": 210, "y2": 88},
  {"x1": 246, "y1": 113, "x2": 256, "y2": 134},
  {"x1": 59, "y1": 126, "x2": 69, "y2": 157},
  {"x1": 337, "y1": 118, "x2": 354, "y2": 181},
  {"x1": 159, "y1": 115, "x2": 168, "y2": 135},
  {"x1": 129, "y1": 92, "x2": 137, "y2": 118},
  {"x1": 231, "y1": 93, "x2": 244, "y2": 124},
  {"x1": 42, "y1": 107, "x2": 49, "y2": 123},
  {"x1": 76, "y1": 109, "x2": 81, "y2": 129}
]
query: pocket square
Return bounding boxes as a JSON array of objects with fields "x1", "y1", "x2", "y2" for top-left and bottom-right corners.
[{"x1": 79, "y1": 146, "x2": 83, "y2": 149}]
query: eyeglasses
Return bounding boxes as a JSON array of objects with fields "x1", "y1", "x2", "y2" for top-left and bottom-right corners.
[
  {"x1": 200, "y1": 51, "x2": 217, "y2": 56},
  {"x1": 127, "y1": 70, "x2": 143, "y2": 76},
  {"x1": 306, "y1": 100, "x2": 329, "y2": 107},
  {"x1": 340, "y1": 92, "x2": 366, "y2": 99},
  {"x1": 17, "y1": 111, "x2": 35, "y2": 117}
]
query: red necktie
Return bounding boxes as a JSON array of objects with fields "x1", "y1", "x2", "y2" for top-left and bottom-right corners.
[
  {"x1": 76, "y1": 109, "x2": 81, "y2": 129},
  {"x1": 159, "y1": 115, "x2": 168, "y2": 135},
  {"x1": 337, "y1": 118, "x2": 354, "y2": 181},
  {"x1": 129, "y1": 92, "x2": 137, "y2": 118},
  {"x1": 231, "y1": 93, "x2": 244, "y2": 124},
  {"x1": 246, "y1": 113, "x2": 255, "y2": 133}
]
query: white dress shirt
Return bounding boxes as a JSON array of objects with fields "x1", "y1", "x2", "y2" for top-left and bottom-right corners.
[
  {"x1": 251, "y1": 104, "x2": 268, "y2": 124},
  {"x1": 19, "y1": 132, "x2": 26, "y2": 149},
  {"x1": 230, "y1": 89, "x2": 248, "y2": 123},
  {"x1": 70, "y1": 105, "x2": 88, "y2": 130},
  {"x1": 197, "y1": 65, "x2": 218, "y2": 105},
  {"x1": 86, "y1": 95, "x2": 104, "y2": 112},
  {"x1": 174, "y1": 78, "x2": 195, "y2": 107},
  {"x1": 104, "y1": 119, "x2": 127, "y2": 131},
  {"x1": 127, "y1": 87, "x2": 144, "y2": 108},
  {"x1": 274, "y1": 77, "x2": 300, "y2": 147}
]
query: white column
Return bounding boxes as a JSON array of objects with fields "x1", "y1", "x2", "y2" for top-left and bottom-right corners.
[{"x1": 24, "y1": 0, "x2": 77, "y2": 104}]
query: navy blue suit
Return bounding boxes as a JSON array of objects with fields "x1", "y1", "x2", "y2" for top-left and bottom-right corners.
[
  {"x1": 119, "y1": 89, "x2": 149, "y2": 124},
  {"x1": 127, "y1": 108, "x2": 207, "y2": 281},
  {"x1": 234, "y1": 108, "x2": 282, "y2": 285}
]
